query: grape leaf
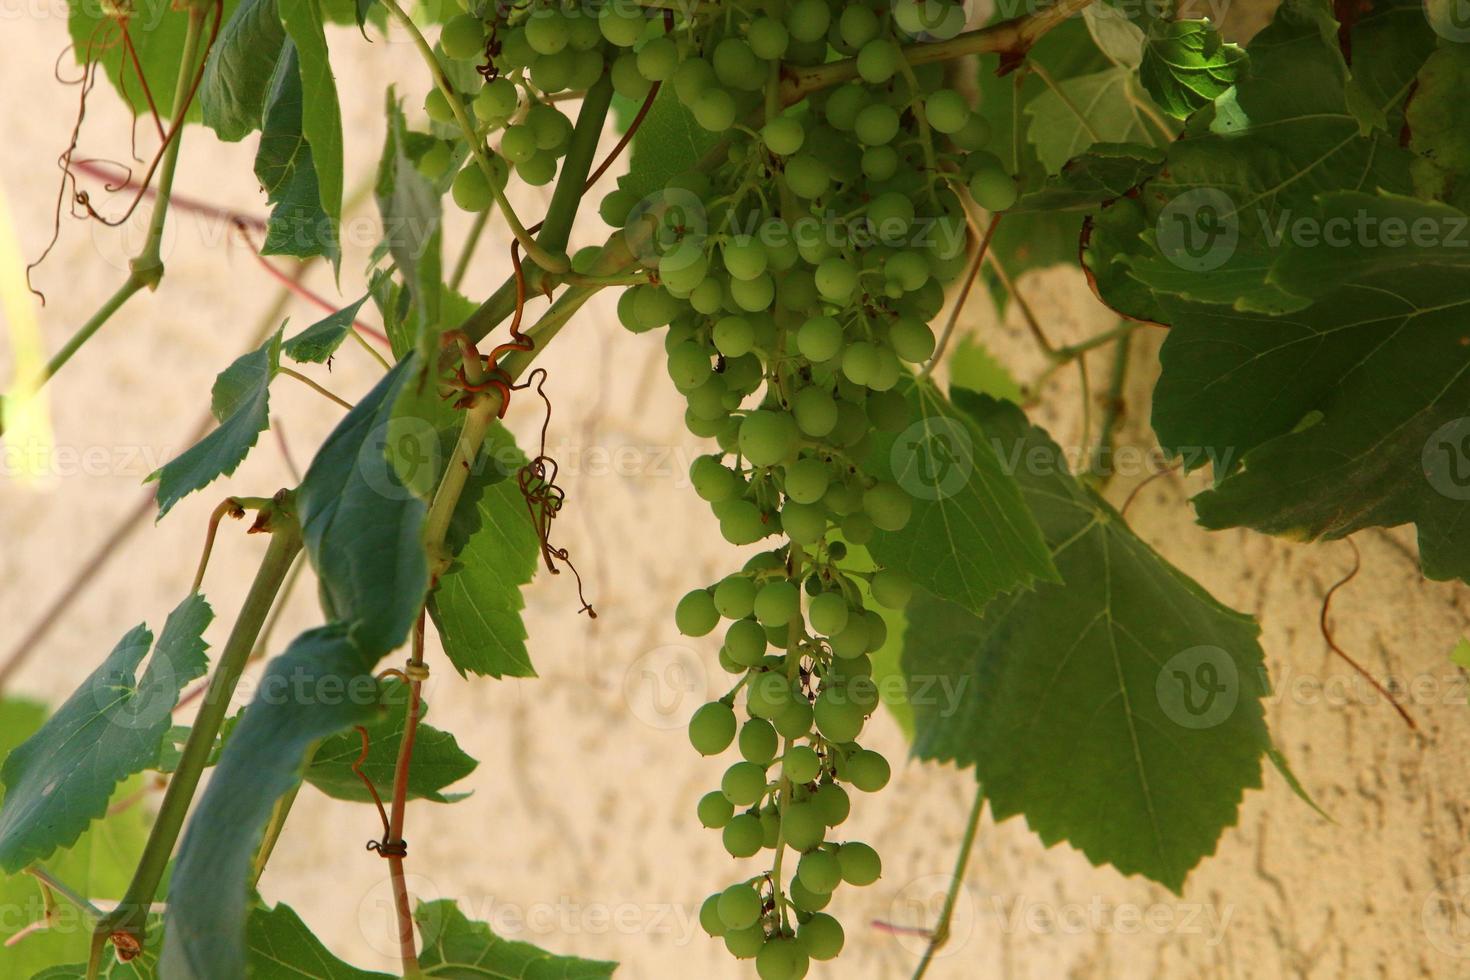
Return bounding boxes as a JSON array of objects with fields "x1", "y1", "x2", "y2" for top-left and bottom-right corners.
[
  {"x1": 278, "y1": 0, "x2": 344, "y2": 269},
  {"x1": 1083, "y1": 3, "x2": 1145, "y2": 67},
  {"x1": 149, "y1": 328, "x2": 281, "y2": 518},
  {"x1": 617, "y1": 84, "x2": 719, "y2": 204},
  {"x1": 428, "y1": 424, "x2": 541, "y2": 678},
  {"x1": 1022, "y1": 67, "x2": 1169, "y2": 175},
  {"x1": 282, "y1": 294, "x2": 370, "y2": 363},
  {"x1": 67, "y1": 0, "x2": 241, "y2": 122},
  {"x1": 161, "y1": 626, "x2": 381, "y2": 980},
  {"x1": 904, "y1": 393, "x2": 1270, "y2": 892},
  {"x1": 415, "y1": 900, "x2": 616, "y2": 979},
  {"x1": 376, "y1": 91, "x2": 444, "y2": 363},
  {"x1": 246, "y1": 902, "x2": 392, "y2": 979},
  {"x1": 1156, "y1": 192, "x2": 1470, "y2": 584},
  {"x1": 199, "y1": 0, "x2": 288, "y2": 140},
  {"x1": 305, "y1": 678, "x2": 477, "y2": 803},
  {"x1": 1010, "y1": 143, "x2": 1164, "y2": 213},
  {"x1": 1138, "y1": 19, "x2": 1246, "y2": 120},
  {"x1": 31, "y1": 916, "x2": 164, "y2": 978},
  {"x1": 255, "y1": 42, "x2": 340, "y2": 264},
  {"x1": 0, "y1": 595, "x2": 212, "y2": 873},
  {"x1": 298, "y1": 357, "x2": 430, "y2": 655},
  {"x1": 862, "y1": 377, "x2": 1058, "y2": 617},
  {"x1": 1407, "y1": 42, "x2": 1470, "y2": 213}
]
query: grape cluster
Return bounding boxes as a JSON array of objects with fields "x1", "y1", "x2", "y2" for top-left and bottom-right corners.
[{"x1": 413, "y1": 1, "x2": 1012, "y2": 975}]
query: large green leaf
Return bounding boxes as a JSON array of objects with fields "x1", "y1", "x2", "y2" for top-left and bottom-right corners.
[
  {"x1": 161, "y1": 626, "x2": 380, "y2": 980},
  {"x1": 1138, "y1": 19, "x2": 1246, "y2": 120},
  {"x1": 616, "y1": 84, "x2": 719, "y2": 204},
  {"x1": 415, "y1": 900, "x2": 616, "y2": 979},
  {"x1": 297, "y1": 358, "x2": 430, "y2": 655},
  {"x1": 905, "y1": 393, "x2": 1270, "y2": 892},
  {"x1": 305, "y1": 678, "x2": 477, "y2": 803},
  {"x1": 1157, "y1": 192, "x2": 1470, "y2": 583},
  {"x1": 1010, "y1": 143, "x2": 1165, "y2": 213},
  {"x1": 246, "y1": 902, "x2": 392, "y2": 979},
  {"x1": 376, "y1": 92, "x2": 444, "y2": 363},
  {"x1": 862, "y1": 377, "x2": 1058, "y2": 616},
  {"x1": 278, "y1": 0, "x2": 344, "y2": 267},
  {"x1": 149, "y1": 329, "x2": 281, "y2": 518},
  {"x1": 428, "y1": 424, "x2": 541, "y2": 678},
  {"x1": 199, "y1": 0, "x2": 287, "y2": 140},
  {"x1": 255, "y1": 43, "x2": 340, "y2": 263},
  {"x1": 67, "y1": 0, "x2": 241, "y2": 122},
  {"x1": 1022, "y1": 67, "x2": 1170, "y2": 175},
  {"x1": 0, "y1": 595, "x2": 212, "y2": 873}
]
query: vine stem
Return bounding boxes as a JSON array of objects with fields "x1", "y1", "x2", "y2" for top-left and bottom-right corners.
[
  {"x1": 911, "y1": 782, "x2": 985, "y2": 980},
  {"x1": 25, "y1": 1, "x2": 210, "y2": 402},
  {"x1": 90, "y1": 498, "x2": 302, "y2": 968},
  {"x1": 766, "y1": 545, "x2": 807, "y2": 934}
]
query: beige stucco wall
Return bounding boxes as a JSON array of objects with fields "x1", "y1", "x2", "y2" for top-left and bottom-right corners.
[{"x1": 2, "y1": 8, "x2": 1468, "y2": 980}]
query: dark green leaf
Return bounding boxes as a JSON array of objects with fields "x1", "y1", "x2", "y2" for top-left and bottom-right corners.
[
  {"x1": 1408, "y1": 42, "x2": 1470, "y2": 213},
  {"x1": 376, "y1": 91, "x2": 443, "y2": 361},
  {"x1": 160, "y1": 626, "x2": 380, "y2": 980},
  {"x1": 1157, "y1": 192, "x2": 1470, "y2": 584},
  {"x1": 255, "y1": 43, "x2": 340, "y2": 263},
  {"x1": 905, "y1": 394, "x2": 1270, "y2": 892},
  {"x1": 298, "y1": 358, "x2": 430, "y2": 654},
  {"x1": 1138, "y1": 19, "x2": 1247, "y2": 119},
  {"x1": 1022, "y1": 67, "x2": 1171, "y2": 174},
  {"x1": 246, "y1": 902, "x2": 392, "y2": 979},
  {"x1": 415, "y1": 900, "x2": 616, "y2": 979},
  {"x1": 282, "y1": 295, "x2": 369, "y2": 363},
  {"x1": 0, "y1": 595, "x2": 212, "y2": 872},
  {"x1": 67, "y1": 0, "x2": 241, "y2": 122},
  {"x1": 149, "y1": 329, "x2": 281, "y2": 518},
  {"x1": 278, "y1": 0, "x2": 344, "y2": 267},
  {"x1": 863, "y1": 377, "x2": 1058, "y2": 616},
  {"x1": 305, "y1": 679, "x2": 477, "y2": 803},
  {"x1": 428, "y1": 424, "x2": 541, "y2": 678},
  {"x1": 1010, "y1": 143, "x2": 1164, "y2": 213},
  {"x1": 199, "y1": 0, "x2": 287, "y2": 140}
]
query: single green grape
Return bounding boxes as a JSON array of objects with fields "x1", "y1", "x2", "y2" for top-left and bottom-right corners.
[
  {"x1": 811, "y1": 782, "x2": 851, "y2": 826},
  {"x1": 856, "y1": 39, "x2": 898, "y2": 84},
  {"x1": 722, "y1": 237, "x2": 769, "y2": 281},
  {"x1": 675, "y1": 588, "x2": 720, "y2": 636},
  {"x1": 725, "y1": 618, "x2": 769, "y2": 667},
  {"x1": 689, "y1": 701, "x2": 737, "y2": 756},
  {"x1": 713, "y1": 37, "x2": 761, "y2": 89},
  {"x1": 668, "y1": 341, "x2": 713, "y2": 390},
  {"x1": 440, "y1": 14, "x2": 485, "y2": 61},
  {"x1": 700, "y1": 893, "x2": 727, "y2": 937},
  {"x1": 792, "y1": 388, "x2": 838, "y2": 439},
  {"x1": 854, "y1": 103, "x2": 899, "y2": 146},
  {"x1": 925, "y1": 88, "x2": 971, "y2": 134},
  {"x1": 474, "y1": 77, "x2": 519, "y2": 121},
  {"x1": 814, "y1": 257, "x2": 858, "y2": 304},
  {"x1": 797, "y1": 315, "x2": 843, "y2": 361},
  {"x1": 782, "y1": 745, "x2": 822, "y2": 784},
  {"x1": 725, "y1": 924, "x2": 766, "y2": 959},
  {"x1": 861, "y1": 145, "x2": 899, "y2": 180},
  {"x1": 797, "y1": 913, "x2": 844, "y2": 960},
  {"x1": 774, "y1": 697, "x2": 814, "y2": 739},
  {"x1": 782, "y1": 801, "x2": 826, "y2": 851},
  {"x1": 416, "y1": 141, "x2": 452, "y2": 181},
  {"x1": 841, "y1": 342, "x2": 880, "y2": 387},
  {"x1": 753, "y1": 580, "x2": 800, "y2": 626},
  {"x1": 739, "y1": 717, "x2": 780, "y2": 765},
  {"x1": 808, "y1": 592, "x2": 850, "y2": 637},
  {"x1": 797, "y1": 848, "x2": 842, "y2": 894},
  {"x1": 516, "y1": 150, "x2": 557, "y2": 186},
  {"x1": 451, "y1": 164, "x2": 492, "y2": 212},
  {"x1": 814, "y1": 690, "x2": 865, "y2": 743},
  {"x1": 721, "y1": 761, "x2": 769, "y2": 806},
  {"x1": 525, "y1": 11, "x2": 570, "y2": 55},
  {"x1": 500, "y1": 124, "x2": 537, "y2": 163},
  {"x1": 889, "y1": 316, "x2": 936, "y2": 362},
  {"x1": 730, "y1": 273, "x2": 776, "y2": 312},
  {"x1": 788, "y1": 876, "x2": 830, "y2": 912},
  {"x1": 739, "y1": 410, "x2": 799, "y2": 467},
  {"x1": 713, "y1": 574, "x2": 757, "y2": 618},
  {"x1": 969, "y1": 157, "x2": 1020, "y2": 211},
  {"x1": 698, "y1": 790, "x2": 735, "y2": 828},
  {"x1": 870, "y1": 568, "x2": 913, "y2": 609},
  {"x1": 598, "y1": 4, "x2": 644, "y2": 47},
  {"x1": 784, "y1": 155, "x2": 830, "y2": 199},
  {"x1": 828, "y1": 613, "x2": 872, "y2": 659},
  {"x1": 837, "y1": 841, "x2": 881, "y2": 886},
  {"x1": 786, "y1": 0, "x2": 830, "y2": 42},
  {"x1": 713, "y1": 315, "x2": 756, "y2": 357},
  {"x1": 637, "y1": 36, "x2": 679, "y2": 81},
  {"x1": 863, "y1": 481, "x2": 913, "y2": 532},
  {"x1": 424, "y1": 87, "x2": 455, "y2": 124},
  {"x1": 779, "y1": 501, "x2": 827, "y2": 546},
  {"x1": 839, "y1": 5, "x2": 879, "y2": 48},
  {"x1": 756, "y1": 936, "x2": 809, "y2": 980},
  {"x1": 694, "y1": 88, "x2": 737, "y2": 132},
  {"x1": 723, "y1": 813, "x2": 765, "y2": 858},
  {"x1": 746, "y1": 670, "x2": 795, "y2": 719},
  {"x1": 784, "y1": 456, "x2": 831, "y2": 504},
  {"x1": 748, "y1": 17, "x2": 789, "y2": 60},
  {"x1": 845, "y1": 749, "x2": 891, "y2": 792},
  {"x1": 717, "y1": 883, "x2": 763, "y2": 930}
]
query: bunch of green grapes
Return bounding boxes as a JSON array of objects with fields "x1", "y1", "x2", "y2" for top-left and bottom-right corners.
[{"x1": 587, "y1": 1, "x2": 1011, "y2": 976}]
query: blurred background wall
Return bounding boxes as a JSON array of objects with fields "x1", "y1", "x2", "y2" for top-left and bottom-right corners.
[{"x1": 2, "y1": 4, "x2": 1469, "y2": 978}]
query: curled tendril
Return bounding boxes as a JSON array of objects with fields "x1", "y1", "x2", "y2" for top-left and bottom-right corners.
[{"x1": 351, "y1": 725, "x2": 409, "y2": 858}]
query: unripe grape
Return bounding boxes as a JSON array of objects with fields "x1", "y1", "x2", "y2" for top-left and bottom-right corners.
[
  {"x1": 784, "y1": 456, "x2": 831, "y2": 504},
  {"x1": 845, "y1": 749, "x2": 891, "y2": 792},
  {"x1": 690, "y1": 277, "x2": 724, "y2": 314},
  {"x1": 871, "y1": 568, "x2": 913, "y2": 609},
  {"x1": 839, "y1": 6, "x2": 879, "y2": 47},
  {"x1": 713, "y1": 38, "x2": 760, "y2": 89},
  {"x1": 525, "y1": 12, "x2": 570, "y2": 55},
  {"x1": 725, "y1": 924, "x2": 765, "y2": 959},
  {"x1": 854, "y1": 103, "x2": 899, "y2": 145},
  {"x1": 722, "y1": 761, "x2": 769, "y2": 806},
  {"x1": 925, "y1": 88, "x2": 970, "y2": 134},
  {"x1": 969, "y1": 154, "x2": 1020, "y2": 211},
  {"x1": 867, "y1": 192, "x2": 915, "y2": 243},
  {"x1": 808, "y1": 592, "x2": 850, "y2": 637},
  {"x1": 760, "y1": 805, "x2": 781, "y2": 848},
  {"x1": 792, "y1": 388, "x2": 838, "y2": 438},
  {"x1": 725, "y1": 618, "x2": 769, "y2": 667},
  {"x1": 836, "y1": 841, "x2": 881, "y2": 885},
  {"x1": 788, "y1": 876, "x2": 830, "y2": 912},
  {"x1": 782, "y1": 745, "x2": 821, "y2": 783},
  {"x1": 713, "y1": 574, "x2": 757, "y2": 617},
  {"x1": 611, "y1": 51, "x2": 652, "y2": 99},
  {"x1": 753, "y1": 580, "x2": 800, "y2": 626},
  {"x1": 501, "y1": 124, "x2": 537, "y2": 163},
  {"x1": 779, "y1": 501, "x2": 826, "y2": 546},
  {"x1": 811, "y1": 782, "x2": 851, "y2": 826},
  {"x1": 823, "y1": 85, "x2": 868, "y2": 131},
  {"x1": 723, "y1": 237, "x2": 768, "y2": 281},
  {"x1": 700, "y1": 893, "x2": 727, "y2": 937},
  {"x1": 530, "y1": 49, "x2": 576, "y2": 93},
  {"x1": 773, "y1": 697, "x2": 814, "y2": 739},
  {"x1": 676, "y1": 589, "x2": 720, "y2": 636},
  {"x1": 739, "y1": 411, "x2": 798, "y2": 467},
  {"x1": 416, "y1": 141, "x2": 453, "y2": 182},
  {"x1": 797, "y1": 848, "x2": 841, "y2": 894},
  {"x1": 864, "y1": 481, "x2": 914, "y2": 531},
  {"x1": 527, "y1": 103, "x2": 572, "y2": 150},
  {"x1": 694, "y1": 88, "x2": 737, "y2": 132},
  {"x1": 451, "y1": 164, "x2": 493, "y2": 212},
  {"x1": 424, "y1": 87, "x2": 455, "y2": 124},
  {"x1": 886, "y1": 250, "x2": 931, "y2": 291},
  {"x1": 599, "y1": 5, "x2": 644, "y2": 47},
  {"x1": 748, "y1": 17, "x2": 789, "y2": 60},
  {"x1": 784, "y1": 155, "x2": 829, "y2": 199},
  {"x1": 729, "y1": 273, "x2": 775, "y2": 312},
  {"x1": 829, "y1": 614, "x2": 871, "y2": 659},
  {"x1": 723, "y1": 814, "x2": 764, "y2": 857},
  {"x1": 718, "y1": 883, "x2": 763, "y2": 930},
  {"x1": 712, "y1": 315, "x2": 755, "y2": 357},
  {"x1": 798, "y1": 913, "x2": 844, "y2": 960},
  {"x1": 698, "y1": 790, "x2": 735, "y2": 828},
  {"x1": 814, "y1": 690, "x2": 865, "y2": 742},
  {"x1": 856, "y1": 39, "x2": 898, "y2": 84},
  {"x1": 474, "y1": 77, "x2": 519, "y2": 121},
  {"x1": 889, "y1": 316, "x2": 936, "y2": 362},
  {"x1": 814, "y1": 257, "x2": 858, "y2": 304},
  {"x1": 668, "y1": 341, "x2": 713, "y2": 390},
  {"x1": 747, "y1": 671, "x2": 795, "y2": 721},
  {"x1": 786, "y1": 0, "x2": 830, "y2": 42},
  {"x1": 841, "y1": 342, "x2": 879, "y2": 386},
  {"x1": 440, "y1": 14, "x2": 485, "y2": 61},
  {"x1": 739, "y1": 717, "x2": 779, "y2": 765},
  {"x1": 516, "y1": 151, "x2": 557, "y2": 187},
  {"x1": 636, "y1": 36, "x2": 679, "y2": 80},
  {"x1": 720, "y1": 501, "x2": 769, "y2": 546},
  {"x1": 782, "y1": 801, "x2": 826, "y2": 851},
  {"x1": 689, "y1": 701, "x2": 737, "y2": 755},
  {"x1": 756, "y1": 937, "x2": 809, "y2": 980}
]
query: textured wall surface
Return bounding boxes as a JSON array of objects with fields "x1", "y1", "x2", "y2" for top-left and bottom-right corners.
[{"x1": 2, "y1": 10, "x2": 1468, "y2": 980}]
